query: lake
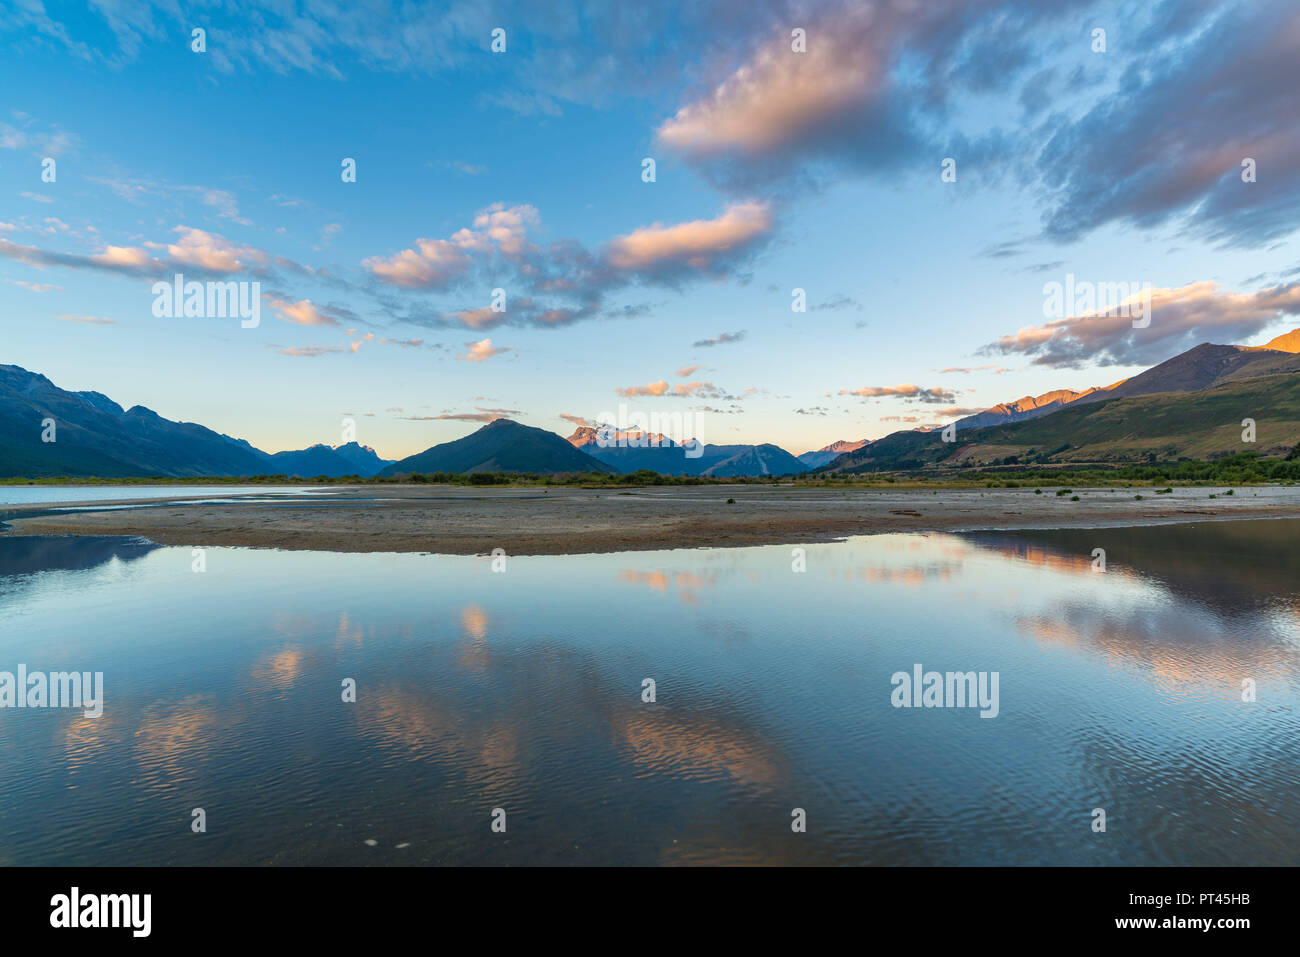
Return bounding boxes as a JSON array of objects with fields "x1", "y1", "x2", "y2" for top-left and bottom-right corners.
[
  {"x1": 0, "y1": 485, "x2": 328, "y2": 506},
  {"x1": 1, "y1": 518, "x2": 1297, "y2": 865}
]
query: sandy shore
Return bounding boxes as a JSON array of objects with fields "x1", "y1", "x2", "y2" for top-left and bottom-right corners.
[{"x1": 5, "y1": 483, "x2": 1300, "y2": 555}]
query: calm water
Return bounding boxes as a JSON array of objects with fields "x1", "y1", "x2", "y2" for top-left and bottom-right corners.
[
  {"x1": 0, "y1": 485, "x2": 327, "y2": 506},
  {"x1": 0, "y1": 520, "x2": 1297, "y2": 866}
]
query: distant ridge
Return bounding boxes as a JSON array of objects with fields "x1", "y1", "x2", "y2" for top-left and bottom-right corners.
[
  {"x1": 268, "y1": 442, "x2": 395, "y2": 477},
  {"x1": 567, "y1": 426, "x2": 809, "y2": 476},
  {"x1": 797, "y1": 439, "x2": 868, "y2": 469},
  {"x1": 704, "y1": 444, "x2": 808, "y2": 477}
]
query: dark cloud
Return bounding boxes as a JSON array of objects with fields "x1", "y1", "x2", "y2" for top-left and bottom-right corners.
[{"x1": 1035, "y1": 0, "x2": 1300, "y2": 248}]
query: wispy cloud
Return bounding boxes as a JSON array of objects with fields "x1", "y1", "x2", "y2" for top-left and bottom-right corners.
[
  {"x1": 840, "y1": 384, "x2": 957, "y2": 405},
  {"x1": 693, "y1": 330, "x2": 745, "y2": 348},
  {"x1": 55, "y1": 313, "x2": 114, "y2": 325}
]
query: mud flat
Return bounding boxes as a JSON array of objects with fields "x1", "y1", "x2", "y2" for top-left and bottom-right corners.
[{"x1": 6, "y1": 483, "x2": 1300, "y2": 555}]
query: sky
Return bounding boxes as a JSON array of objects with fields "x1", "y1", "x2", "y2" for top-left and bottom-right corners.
[{"x1": 2, "y1": 0, "x2": 1299, "y2": 459}]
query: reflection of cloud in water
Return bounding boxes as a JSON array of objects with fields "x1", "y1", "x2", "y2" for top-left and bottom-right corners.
[
  {"x1": 1016, "y1": 602, "x2": 1295, "y2": 694},
  {"x1": 356, "y1": 689, "x2": 520, "y2": 797},
  {"x1": 611, "y1": 710, "x2": 786, "y2": 790},
  {"x1": 618, "y1": 569, "x2": 668, "y2": 591},
  {"x1": 63, "y1": 712, "x2": 122, "y2": 773},
  {"x1": 133, "y1": 694, "x2": 225, "y2": 787},
  {"x1": 335, "y1": 611, "x2": 364, "y2": 649},
  {"x1": 844, "y1": 562, "x2": 961, "y2": 587},
  {"x1": 457, "y1": 604, "x2": 489, "y2": 671},
  {"x1": 618, "y1": 568, "x2": 719, "y2": 607},
  {"x1": 251, "y1": 646, "x2": 306, "y2": 691}
]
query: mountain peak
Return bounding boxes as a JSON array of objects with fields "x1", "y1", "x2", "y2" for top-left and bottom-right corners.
[{"x1": 1260, "y1": 328, "x2": 1300, "y2": 354}]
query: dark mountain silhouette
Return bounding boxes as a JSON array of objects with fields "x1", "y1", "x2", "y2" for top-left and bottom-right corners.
[
  {"x1": 266, "y1": 442, "x2": 394, "y2": 478},
  {"x1": 703, "y1": 443, "x2": 809, "y2": 477},
  {"x1": 380, "y1": 419, "x2": 616, "y2": 475},
  {"x1": 0, "y1": 364, "x2": 271, "y2": 477},
  {"x1": 331, "y1": 442, "x2": 395, "y2": 475},
  {"x1": 0, "y1": 364, "x2": 396, "y2": 478}
]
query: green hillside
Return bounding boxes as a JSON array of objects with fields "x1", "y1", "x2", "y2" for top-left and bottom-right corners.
[{"x1": 826, "y1": 371, "x2": 1300, "y2": 473}]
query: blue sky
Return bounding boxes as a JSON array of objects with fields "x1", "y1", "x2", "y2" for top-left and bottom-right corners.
[{"x1": 2, "y1": 0, "x2": 1298, "y2": 458}]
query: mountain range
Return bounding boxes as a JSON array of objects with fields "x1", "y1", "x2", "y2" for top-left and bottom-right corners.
[
  {"x1": 564, "y1": 426, "x2": 827, "y2": 476},
  {"x1": 0, "y1": 364, "x2": 393, "y2": 478},
  {"x1": 380, "y1": 419, "x2": 616, "y2": 476},
  {"x1": 820, "y1": 328, "x2": 1300, "y2": 473},
  {"x1": 5, "y1": 326, "x2": 1300, "y2": 480},
  {"x1": 950, "y1": 328, "x2": 1300, "y2": 432},
  {"x1": 796, "y1": 439, "x2": 870, "y2": 469}
]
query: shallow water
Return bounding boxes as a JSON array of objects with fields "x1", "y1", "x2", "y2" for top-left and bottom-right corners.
[
  {"x1": 0, "y1": 519, "x2": 1296, "y2": 865},
  {"x1": 0, "y1": 485, "x2": 327, "y2": 506}
]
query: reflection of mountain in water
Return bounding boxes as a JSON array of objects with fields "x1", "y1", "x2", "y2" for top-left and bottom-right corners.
[
  {"x1": 0, "y1": 534, "x2": 160, "y2": 577},
  {"x1": 963, "y1": 518, "x2": 1300, "y2": 619}
]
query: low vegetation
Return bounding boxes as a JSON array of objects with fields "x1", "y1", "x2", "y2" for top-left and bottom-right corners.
[{"x1": 3, "y1": 451, "x2": 1297, "y2": 489}]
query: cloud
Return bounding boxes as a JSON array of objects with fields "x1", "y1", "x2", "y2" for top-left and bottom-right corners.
[
  {"x1": 653, "y1": 0, "x2": 1049, "y2": 188},
  {"x1": 459, "y1": 337, "x2": 513, "y2": 362},
  {"x1": 363, "y1": 237, "x2": 471, "y2": 289},
  {"x1": 364, "y1": 202, "x2": 537, "y2": 289},
  {"x1": 201, "y1": 189, "x2": 252, "y2": 226},
  {"x1": 617, "y1": 380, "x2": 671, "y2": 397},
  {"x1": 604, "y1": 201, "x2": 773, "y2": 277},
  {"x1": 656, "y1": 4, "x2": 901, "y2": 181},
  {"x1": 442, "y1": 161, "x2": 488, "y2": 176},
  {"x1": 10, "y1": 226, "x2": 271, "y2": 277},
  {"x1": 840, "y1": 384, "x2": 957, "y2": 404},
  {"x1": 370, "y1": 200, "x2": 771, "y2": 332},
  {"x1": 277, "y1": 345, "x2": 342, "y2": 357},
  {"x1": 676, "y1": 364, "x2": 701, "y2": 377},
  {"x1": 315, "y1": 222, "x2": 342, "y2": 249},
  {"x1": 55, "y1": 313, "x2": 114, "y2": 325},
  {"x1": 982, "y1": 281, "x2": 1300, "y2": 368},
  {"x1": 406, "y1": 411, "x2": 511, "y2": 423},
  {"x1": 936, "y1": 364, "x2": 1010, "y2": 374},
  {"x1": 269, "y1": 298, "x2": 340, "y2": 326},
  {"x1": 560, "y1": 413, "x2": 594, "y2": 428},
  {"x1": 4, "y1": 279, "x2": 60, "y2": 292},
  {"x1": 813, "y1": 294, "x2": 862, "y2": 312},
  {"x1": 673, "y1": 380, "x2": 738, "y2": 399},
  {"x1": 693, "y1": 330, "x2": 745, "y2": 348},
  {"x1": 441, "y1": 306, "x2": 507, "y2": 329},
  {"x1": 92, "y1": 245, "x2": 153, "y2": 269},
  {"x1": 1034, "y1": 2, "x2": 1300, "y2": 247}
]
